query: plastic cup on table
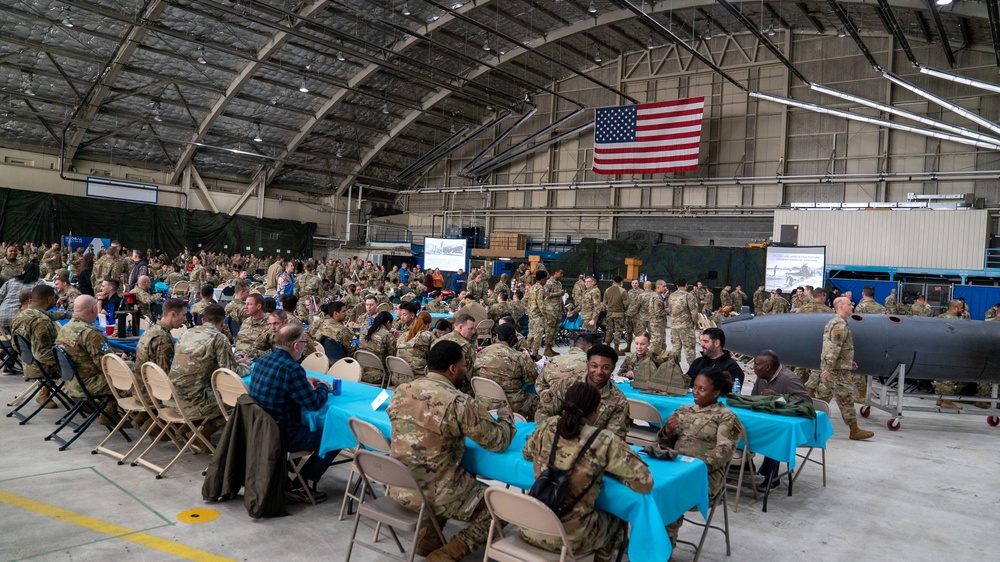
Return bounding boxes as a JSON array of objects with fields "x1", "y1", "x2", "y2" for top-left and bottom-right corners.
[{"x1": 105, "y1": 326, "x2": 115, "y2": 336}]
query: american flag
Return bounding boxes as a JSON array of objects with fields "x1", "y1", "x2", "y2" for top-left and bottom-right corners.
[{"x1": 592, "y1": 97, "x2": 705, "y2": 175}]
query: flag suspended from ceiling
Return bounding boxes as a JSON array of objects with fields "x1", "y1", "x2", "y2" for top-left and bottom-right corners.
[{"x1": 592, "y1": 97, "x2": 705, "y2": 175}]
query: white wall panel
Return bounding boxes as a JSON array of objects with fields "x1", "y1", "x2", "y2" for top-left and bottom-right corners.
[{"x1": 773, "y1": 210, "x2": 988, "y2": 270}]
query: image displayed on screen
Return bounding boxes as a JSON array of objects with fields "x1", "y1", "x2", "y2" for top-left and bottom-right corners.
[
  {"x1": 424, "y1": 237, "x2": 467, "y2": 272},
  {"x1": 765, "y1": 246, "x2": 825, "y2": 292}
]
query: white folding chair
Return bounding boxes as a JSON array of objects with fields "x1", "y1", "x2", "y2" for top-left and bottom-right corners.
[
  {"x1": 354, "y1": 349, "x2": 388, "y2": 388},
  {"x1": 170, "y1": 280, "x2": 189, "y2": 298},
  {"x1": 626, "y1": 398, "x2": 662, "y2": 448},
  {"x1": 475, "y1": 319, "x2": 494, "y2": 346},
  {"x1": 328, "y1": 357, "x2": 363, "y2": 382},
  {"x1": 345, "y1": 450, "x2": 447, "y2": 562},
  {"x1": 92, "y1": 354, "x2": 147, "y2": 463},
  {"x1": 133, "y1": 362, "x2": 216, "y2": 478},
  {"x1": 470, "y1": 376, "x2": 511, "y2": 411},
  {"x1": 792, "y1": 398, "x2": 829, "y2": 487},
  {"x1": 483, "y1": 486, "x2": 595, "y2": 562},
  {"x1": 211, "y1": 368, "x2": 248, "y2": 422},
  {"x1": 385, "y1": 356, "x2": 414, "y2": 388},
  {"x1": 300, "y1": 351, "x2": 329, "y2": 374}
]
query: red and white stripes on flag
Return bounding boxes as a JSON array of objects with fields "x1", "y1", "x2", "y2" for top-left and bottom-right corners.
[{"x1": 592, "y1": 97, "x2": 705, "y2": 175}]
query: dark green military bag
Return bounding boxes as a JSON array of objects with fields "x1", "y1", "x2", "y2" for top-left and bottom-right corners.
[{"x1": 633, "y1": 352, "x2": 689, "y2": 396}]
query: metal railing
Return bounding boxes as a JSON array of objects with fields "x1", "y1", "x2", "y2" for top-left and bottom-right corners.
[{"x1": 986, "y1": 248, "x2": 1000, "y2": 269}]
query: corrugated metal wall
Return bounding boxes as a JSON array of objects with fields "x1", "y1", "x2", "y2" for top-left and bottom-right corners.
[{"x1": 772, "y1": 210, "x2": 989, "y2": 270}]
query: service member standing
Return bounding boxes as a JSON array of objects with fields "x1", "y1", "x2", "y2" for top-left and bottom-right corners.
[
  {"x1": 624, "y1": 278, "x2": 643, "y2": 352},
  {"x1": 644, "y1": 280, "x2": 669, "y2": 356},
  {"x1": 580, "y1": 277, "x2": 603, "y2": 330},
  {"x1": 602, "y1": 276, "x2": 627, "y2": 354},
  {"x1": 542, "y1": 269, "x2": 566, "y2": 357},
  {"x1": 819, "y1": 297, "x2": 874, "y2": 440},
  {"x1": 792, "y1": 287, "x2": 832, "y2": 391},
  {"x1": 752, "y1": 284, "x2": 767, "y2": 315},
  {"x1": 667, "y1": 278, "x2": 700, "y2": 364},
  {"x1": 525, "y1": 271, "x2": 547, "y2": 357}
]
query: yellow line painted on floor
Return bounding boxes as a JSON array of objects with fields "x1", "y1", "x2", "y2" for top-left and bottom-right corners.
[{"x1": 0, "y1": 490, "x2": 234, "y2": 561}]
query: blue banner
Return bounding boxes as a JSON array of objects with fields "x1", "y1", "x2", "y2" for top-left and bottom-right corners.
[{"x1": 62, "y1": 236, "x2": 111, "y2": 253}]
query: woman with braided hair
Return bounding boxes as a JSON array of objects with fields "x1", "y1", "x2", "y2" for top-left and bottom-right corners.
[{"x1": 520, "y1": 381, "x2": 653, "y2": 561}]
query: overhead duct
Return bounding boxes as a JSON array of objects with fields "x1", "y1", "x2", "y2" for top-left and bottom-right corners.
[{"x1": 883, "y1": 71, "x2": 1000, "y2": 137}]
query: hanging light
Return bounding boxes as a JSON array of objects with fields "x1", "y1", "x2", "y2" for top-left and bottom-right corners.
[
  {"x1": 62, "y1": 17, "x2": 73, "y2": 27},
  {"x1": 935, "y1": 0, "x2": 953, "y2": 5},
  {"x1": 335, "y1": 145, "x2": 344, "y2": 158},
  {"x1": 299, "y1": 78, "x2": 309, "y2": 93},
  {"x1": 704, "y1": 27, "x2": 712, "y2": 40},
  {"x1": 253, "y1": 123, "x2": 263, "y2": 143},
  {"x1": 767, "y1": 22, "x2": 776, "y2": 36},
  {"x1": 483, "y1": 39, "x2": 490, "y2": 51},
  {"x1": 61, "y1": 7, "x2": 73, "y2": 27},
  {"x1": 381, "y1": 102, "x2": 389, "y2": 114},
  {"x1": 152, "y1": 102, "x2": 163, "y2": 122},
  {"x1": 588, "y1": 1, "x2": 597, "y2": 14},
  {"x1": 401, "y1": 2, "x2": 411, "y2": 16},
  {"x1": 836, "y1": 27, "x2": 846, "y2": 38},
  {"x1": 594, "y1": 48, "x2": 602, "y2": 63},
  {"x1": 451, "y1": 2, "x2": 464, "y2": 9},
  {"x1": 197, "y1": 46, "x2": 207, "y2": 64},
  {"x1": 337, "y1": 52, "x2": 346, "y2": 61}
]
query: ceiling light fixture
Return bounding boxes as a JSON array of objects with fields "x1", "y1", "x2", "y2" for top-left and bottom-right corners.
[
  {"x1": 336, "y1": 145, "x2": 344, "y2": 158},
  {"x1": 337, "y1": 52, "x2": 346, "y2": 61},
  {"x1": 483, "y1": 39, "x2": 490, "y2": 51},
  {"x1": 452, "y1": 2, "x2": 464, "y2": 9},
  {"x1": 594, "y1": 49, "x2": 602, "y2": 63},
  {"x1": 704, "y1": 27, "x2": 712, "y2": 40},
  {"x1": 152, "y1": 102, "x2": 163, "y2": 122},
  {"x1": 197, "y1": 47, "x2": 207, "y2": 64},
  {"x1": 935, "y1": 0, "x2": 953, "y2": 6},
  {"x1": 299, "y1": 78, "x2": 309, "y2": 93},
  {"x1": 21, "y1": 73, "x2": 35, "y2": 96},
  {"x1": 62, "y1": 17, "x2": 73, "y2": 27},
  {"x1": 401, "y1": 3, "x2": 411, "y2": 16},
  {"x1": 61, "y1": 7, "x2": 73, "y2": 27},
  {"x1": 767, "y1": 22, "x2": 776, "y2": 36},
  {"x1": 523, "y1": 92, "x2": 530, "y2": 103},
  {"x1": 588, "y1": 1, "x2": 597, "y2": 14},
  {"x1": 253, "y1": 123, "x2": 263, "y2": 142},
  {"x1": 382, "y1": 102, "x2": 389, "y2": 114},
  {"x1": 837, "y1": 27, "x2": 846, "y2": 38}
]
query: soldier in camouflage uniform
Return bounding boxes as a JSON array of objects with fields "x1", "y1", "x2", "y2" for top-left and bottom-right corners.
[
  {"x1": 474, "y1": 324, "x2": 538, "y2": 418},
  {"x1": 225, "y1": 281, "x2": 249, "y2": 327},
  {"x1": 92, "y1": 245, "x2": 127, "y2": 290},
  {"x1": 792, "y1": 287, "x2": 833, "y2": 391},
  {"x1": 718, "y1": 284, "x2": 733, "y2": 309},
  {"x1": 163, "y1": 264, "x2": 186, "y2": 294},
  {"x1": 931, "y1": 301, "x2": 984, "y2": 409},
  {"x1": 189, "y1": 284, "x2": 217, "y2": 319},
  {"x1": 571, "y1": 274, "x2": 586, "y2": 307},
  {"x1": 752, "y1": 284, "x2": 767, "y2": 315},
  {"x1": 730, "y1": 284, "x2": 747, "y2": 311},
  {"x1": 493, "y1": 273, "x2": 511, "y2": 301},
  {"x1": 387, "y1": 340, "x2": 515, "y2": 561},
  {"x1": 637, "y1": 281, "x2": 655, "y2": 336},
  {"x1": 395, "y1": 312, "x2": 436, "y2": 384},
  {"x1": 358, "y1": 311, "x2": 396, "y2": 385},
  {"x1": 883, "y1": 289, "x2": 899, "y2": 314},
  {"x1": 650, "y1": 368, "x2": 742, "y2": 547},
  {"x1": 55, "y1": 296, "x2": 112, "y2": 400},
  {"x1": 235, "y1": 293, "x2": 273, "y2": 360},
  {"x1": 169, "y1": 304, "x2": 245, "y2": 438},
  {"x1": 425, "y1": 292, "x2": 450, "y2": 313},
  {"x1": 133, "y1": 298, "x2": 187, "y2": 404},
  {"x1": 854, "y1": 285, "x2": 886, "y2": 314},
  {"x1": 53, "y1": 273, "x2": 81, "y2": 311},
  {"x1": 624, "y1": 278, "x2": 643, "y2": 352},
  {"x1": 311, "y1": 302, "x2": 357, "y2": 358},
  {"x1": 187, "y1": 255, "x2": 208, "y2": 301},
  {"x1": 537, "y1": 344, "x2": 629, "y2": 440},
  {"x1": 525, "y1": 271, "x2": 548, "y2": 357},
  {"x1": 432, "y1": 314, "x2": 478, "y2": 387},
  {"x1": 294, "y1": 261, "x2": 322, "y2": 316},
  {"x1": 536, "y1": 334, "x2": 592, "y2": 394},
  {"x1": 522, "y1": 381, "x2": 652, "y2": 562},
  {"x1": 667, "y1": 279, "x2": 699, "y2": 363},
  {"x1": 819, "y1": 297, "x2": 874, "y2": 440},
  {"x1": 0, "y1": 245, "x2": 27, "y2": 284},
  {"x1": 761, "y1": 289, "x2": 790, "y2": 314},
  {"x1": 133, "y1": 276, "x2": 163, "y2": 321},
  {"x1": 487, "y1": 292, "x2": 511, "y2": 321},
  {"x1": 642, "y1": 280, "x2": 669, "y2": 356},
  {"x1": 579, "y1": 277, "x2": 603, "y2": 331},
  {"x1": 617, "y1": 332, "x2": 677, "y2": 381},
  {"x1": 40, "y1": 243, "x2": 61, "y2": 279},
  {"x1": 910, "y1": 294, "x2": 933, "y2": 317},
  {"x1": 542, "y1": 270, "x2": 566, "y2": 357},
  {"x1": 12, "y1": 286, "x2": 61, "y2": 407},
  {"x1": 602, "y1": 276, "x2": 627, "y2": 354}
]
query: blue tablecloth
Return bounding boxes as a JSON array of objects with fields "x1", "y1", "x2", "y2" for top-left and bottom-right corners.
[
  {"x1": 617, "y1": 382, "x2": 834, "y2": 468},
  {"x1": 391, "y1": 312, "x2": 453, "y2": 321},
  {"x1": 245, "y1": 372, "x2": 710, "y2": 561},
  {"x1": 154, "y1": 282, "x2": 170, "y2": 293},
  {"x1": 56, "y1": 317, "x2": 143, "y2": 354}
]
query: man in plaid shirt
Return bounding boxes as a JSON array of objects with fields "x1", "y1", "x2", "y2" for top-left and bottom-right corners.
[{"x1": 249, "y1": 323, "x2": 339, "y2": 503}]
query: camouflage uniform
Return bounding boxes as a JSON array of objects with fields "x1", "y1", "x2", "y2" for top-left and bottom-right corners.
[
  {"x1": 55, "y1": 316, "x2": 111, "y2": 399},
  {"x1": 312, "y1": 318, "x2": 357, "y2": 358},
  {"x1": 522, "y1": 417, "x2": 653, "y2": 560},
  {"x1": 358, "y1": 325, "x2": 396, "y2": 384},
  {"x1": 794, "y1": 300, "x2": 833, "y2": 390},
  {"x1": 434, "y1": 332, "x2": 478, "y2": 383},
  {"x1": 602, "y1": 284, "x2": 627, "y2": 348},
  {"x1": 487, "y1": 300, "x2": 510, "y2": 322},
  {"x1": 580, "y1": 286, "x2": 603, "y2": 329},
  {"x1": 718, "y1": 289, "x2": 732, "y2": 309},
  {"x1": 426, "y1": 300, "x2": 450, "y2": 313},
  {"x1": 394, "y1": 330, "x2": 436, "y2": 384},
  {"x1": 910, "y1": 303, "x2": 933, "y2": 317},
  {"x1": 134, "y1": 321, "x2": 175, "y2": 404},
  {"x1": 752, "y1": 288, "x2": 767, "y2": 315},
  {"x1": 526, "y1": 283, "x2": 546, "y2": 354},
  {"x1": 644, "y1": 290, "x2": 670, "y2": 356},
  {"x1": 699, "y1": 287, "x2": 713, "y2": 315},
  {"x1": 617, "y1": 350, "x2": 672, "y2": 380},
  {"x1": 761, "y1": 295, "x2": 789, "y2": 314},
  {"x1": 189, "y1": 299, "x2": 215, "y2": 318},
  {"x1": 168, "y1": 325, "x2": 239, "y2": 425},
  {"x1": 667, "y1": 288, "x2": 699, "y2": 363},
  {"x1": 225, "y1": 297, "x2": 247, "y2": 326},
  {"x1": 285, "y1": 312, "x2": 319, "y2": 359},
  {"x1": 474, "y1": 342, "x2": 538, "y2": 418},
  {"x1": 164, "y1": 271, "x2": 186, "y2": 291},
  {"x1": 624, "y1": 286, "x2": 643, "y2": 347},
  {"x1": 883, "y1": 295, "x2": 898, "y2": 314},
  {"x1": 854, "y1": 299, "x2": 886, "y2": 314},
  {"x1": 818, "y1": 315, "x2": 858, "y2": 426},
  {"x1": 294, "y1": 272, "x2": 322, "y2": 314},
  {"x1": 41, "y1": 248, "x2": 61, "y2": 278},
  {"x1": 387, "y1": 373, "x2": 515, "y2": 553},
  {"x1": 0, "y1": 255, "x2": 26, "y2": 281},
  {"x1": 188, "y1": 265, "x2": 208, "y2": 300},
  {"x1": 234, "y1": 316, "x2": 273, "y2": 360},
  {"x1": 730, "y1": 289, "x2": 747, "y2": 311},
  {"x1": 543, "y1": 277, "x2": 565, "y2": 348},
  {"x1": 58, "y1": 286, "x2": 82, "y2": 311},
  {"x1": 656, "y1": 402, "x2": 741, "y2": 546},
  {"x1": 134, "y1": 286, "x2": 163, "y2": 320},
  {"x1": 536, "y1": 373, "x2": 629, "y2": 440},
  {"x1": 11, "y1": 306, "x2": 59, "y2": 380},
  {"x1": 637, "y1": 288, "x2": 655, "y2": 336},
  {"x1": 535, "y1": 346, "x2": 588, "y2": 394}
]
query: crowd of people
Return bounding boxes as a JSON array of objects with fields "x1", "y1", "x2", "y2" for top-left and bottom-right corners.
[{"x1": 4, "y1": 238, "x2": 995, "y2": 561}]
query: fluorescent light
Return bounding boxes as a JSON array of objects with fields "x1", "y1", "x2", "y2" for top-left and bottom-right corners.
[{"x1": 883, "y1": 70, "x2": 1000, "y2": 136}]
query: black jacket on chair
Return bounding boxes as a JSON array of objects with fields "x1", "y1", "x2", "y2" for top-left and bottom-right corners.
[{"x1": 202, "y1": 394, "x2": 287, "y2": 518}]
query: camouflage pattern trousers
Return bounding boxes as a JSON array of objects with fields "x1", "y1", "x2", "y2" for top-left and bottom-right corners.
[
  {"x1": 527, "y1": 315, "x2": 546, "y2": 353},
  {"x1": 544, "y1": 313, "x2": 561, "y2": 347},
  {"x1": 604, "y1": 312, "x2": 625, "y2": 345},
  {"x1": 816, "y1": 369, "x2": 857, "y2": 426},
  {"x1": 670, "y1": 327, "x2": 696, "y2": 364}
]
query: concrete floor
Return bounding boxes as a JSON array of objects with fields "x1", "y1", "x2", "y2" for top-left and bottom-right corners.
[{"x1": 1, "y1": 344, "x2": 998, "y2": 562}]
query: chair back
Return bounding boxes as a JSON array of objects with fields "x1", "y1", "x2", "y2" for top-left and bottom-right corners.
[
  {"x1": 53, "y1": 345, "x2": 78, "y2": 383},
  {"x1": 471, "y1": 376, "x2": 508, "y2": 403},
  {"x1": 483, "y1": 487, "x2": 576, "y2": 549},
  {"x1": 12, "y1": 332, "x2": 32, "y2": 365},
  {"x1": 376, "y1": 302, "x2": 392, "y2": 314},
  {"x1": 319, "y1": 337, "x2": 346, "y2": 363},
  {"x1": 353, "y1": 349, "x2": 385, "y2": 371},
  {"x1": 475, "y1": 318, "x2": 494, "y2": 336},
  {"x1": 385, "y1": 356, "x2": 413, "y2": 379},
  {"x1": 348, "y1": 417, "x2": 390, "y2": 453},
  {"x1": 192, "y1": 313, "x2": 203, "y2": 326},
  {"x1": 354, "y1": 450, "x2": 421, "y2": 491},
  {"x1": 300, "y1": 351, "x2": 329, "y2": 374},
  {"x1": 212, "y1": 368, "x2": 248, "y2": 421},
  {"x1": 227, "y1": 317, "x2": 241, "y2": 338},
  {"x1": 328, "y1": 357, "x2": 362, "y2": 382},
  {"x1": 811, "y1": 397, "x2": 831, "y2": 416},
  {"x1": 171, "y1": 281, "x2": 189, "y2": 296},
  {"x1": 627, "y1": 399, "x2": 664, "y2": 426},
  {"x1": 101, "y1": 354, "x2": 137, "y2": 399},
  {"x1": 140, "y1": 361, "x2": 175, "y2": 405}
]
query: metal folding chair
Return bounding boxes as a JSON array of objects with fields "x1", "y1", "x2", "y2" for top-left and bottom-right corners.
[
  {"x1": 339, "y1": 417, "x2": 391, "y2": 521},
  {"x1": 792, "y1": 398, "x2": 829, "y2": 487},
  {"x1": 300, "y1": 351, "x2": 329, "y2": 374},
  {"x1": 354, "y1": 349, "x2": 388, "y2": 388},
  {"x1": 45, "y1": 346, "x2": 123, "y2": 451},
  {"x1": 93, "y1": 354, "x2": 149, "y2": 462},
  {"x1": 483, "y1": 487, "x2": 596, "y2": 562},
  {"x1": 470, "y1": 376, "x2": 511, "y2": 411},
  {"x1": 7, "y1": 333, "x2": 72, "y2": 424},
  {"x1": 211, "y1": 368, "x2": 248, "y2": 422},
  {"x1": 625, "y1": 398, "x2": 663, "y2": 448},
  {"x1": 328, "y1": 357, "x2": 363, "y2": 382},
  {"x1": 678, "y1": 489, "x2": 731, "y2": 562},
  {"x1": 319, "y1": 336, "x2": 347, "y2": 363}
]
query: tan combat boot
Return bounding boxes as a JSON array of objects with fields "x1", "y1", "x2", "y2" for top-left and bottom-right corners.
[
  {"x1": 426, "y1": 537, "x2": 472, "y2": 562},
  {"x1": 848, "y1": 421, "x2": 874, "y2": 440},
  {"x1": 414, "y1": 525, "x2": 445, "y2": 557},
  {"x1": 544, "y1": 345, "x2": 559, "y2": 357},
  {"x1": 936, "y1": 399, "x2": 963, "y2": 409},
  {"x1": 35, "y1": 386, "x2": 58, "y2": 409}
]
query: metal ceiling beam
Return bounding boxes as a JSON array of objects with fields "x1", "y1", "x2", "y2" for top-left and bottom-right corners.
[
  {"x1": 63, "y1": 0, "x2": 168, "y2": 164},
  {"x1": 925, "y1": 0, "x2": 957, "y2": 67},
  {"x1": 695, "y1": 7, "x2": 730, "y2": 36},
  {"x1": 875, "y1": 0, "x2": 918, "y2": 66},
  {"x1": 763, "y1": 3, "x2": 792, "y2": 31},
  {"x1": 168, "y1": 0, "x2": 330, "y2": 185},
  {"x1": 914, "y1": 9, "x2": 934, "y2": 42},
  {"x1": 795, "y1": 2, "x2": 826, "y2": 33},
  {"x1": 987, "y1": 0, "x2": 1000, "y2": 67},
  {"x1": 826, "y1": 0, "x2": 882, "y2": 70},
  {"x1": 716, "y1": 0, "x2": 810, "y2": 84}
]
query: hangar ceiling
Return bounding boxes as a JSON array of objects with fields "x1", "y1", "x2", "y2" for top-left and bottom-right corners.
[{"x1": 0, "y1": 0, "x2": 997, "y2": 198}]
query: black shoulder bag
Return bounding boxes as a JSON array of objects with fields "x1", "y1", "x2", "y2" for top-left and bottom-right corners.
[{"x1": 528, "y1": 428, "x2": 603, "y2": 518}]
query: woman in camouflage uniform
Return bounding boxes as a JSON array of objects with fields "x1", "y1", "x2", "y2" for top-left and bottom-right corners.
[
  {"x1": 394, "y1": 311, "x2": 435, "y2": 384},
  {"x1": 522, "y1": 382, "x2": 653, "y2": 561},
  {"x1": 473, "y1": 324, "x2": 538, "y2": 418},
  {"x1": 359, "y1": 311, "x2": 396, "y2": 385},
  {"x1": 617, "y1": 332, "x2": 668, "y2": 380},
  {"x1": 653, "y1": 368, "x2": 742, "y2": 547}
]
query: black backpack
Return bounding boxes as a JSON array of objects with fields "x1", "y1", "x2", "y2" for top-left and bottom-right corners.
[{"x1": 528, "y1": 428, "x2": 603, "y2": 518}]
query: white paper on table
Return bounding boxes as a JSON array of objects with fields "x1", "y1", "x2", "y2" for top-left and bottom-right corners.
[{"x1": 371, "y1": 389, "x2": 390, "y2": 411}]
